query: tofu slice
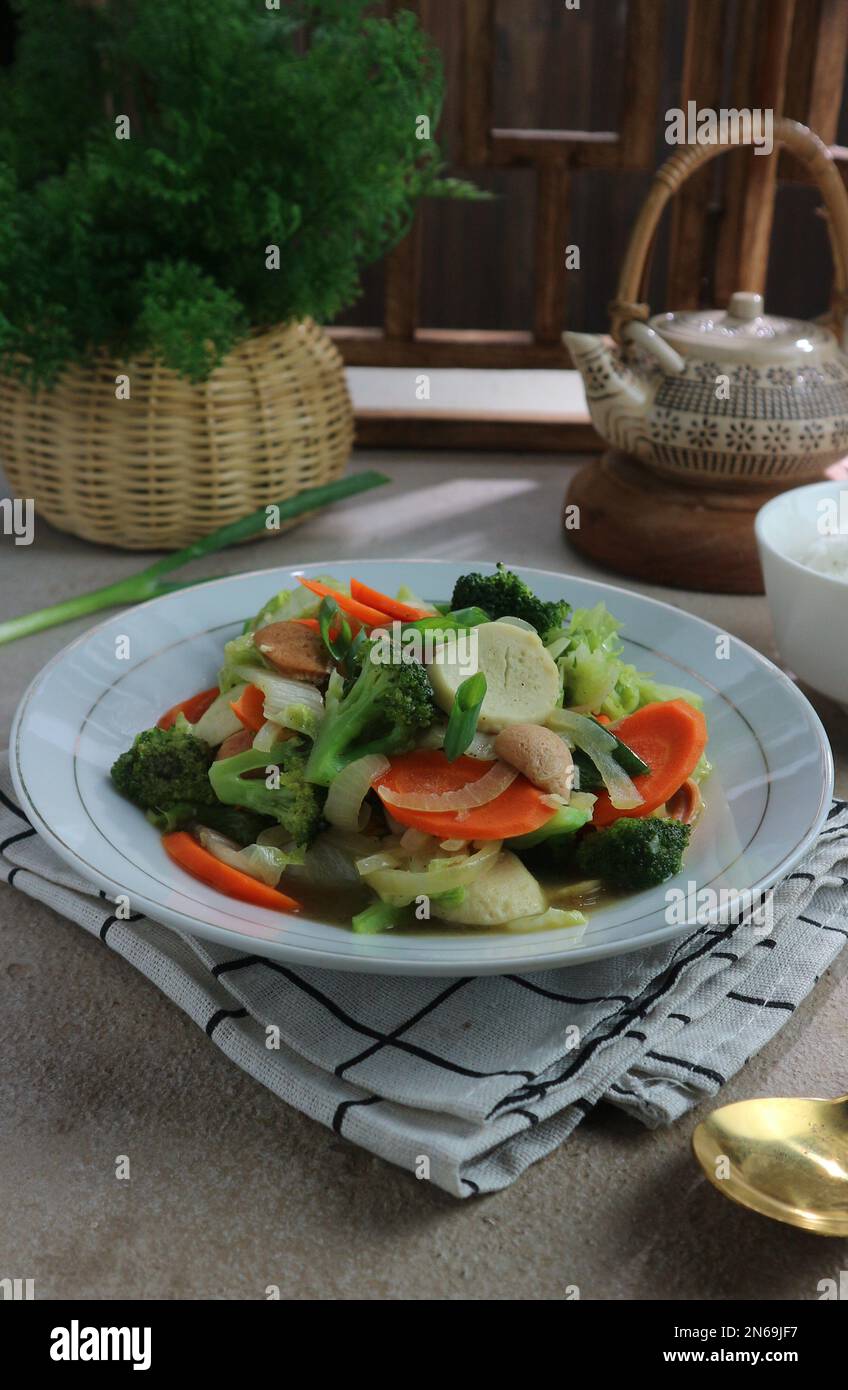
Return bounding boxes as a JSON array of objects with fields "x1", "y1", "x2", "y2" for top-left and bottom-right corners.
[
  {"x1": 427, "y1": 620, "x2": 560, "y2": 733},
  {"x1": 253, "y1": 620, "x2": 332, "y2": 686},
  {"x1": 432, "y1": 850, "x2": 546, "y2": 926}
]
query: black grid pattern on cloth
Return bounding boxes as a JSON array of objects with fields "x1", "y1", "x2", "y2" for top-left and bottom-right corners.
[{"x1": 2, "y1": 768, "x2": 846, "y2": 1197}]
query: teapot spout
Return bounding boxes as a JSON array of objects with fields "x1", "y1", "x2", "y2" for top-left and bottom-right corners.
[{"x1": 564, "y1": 330, "x2": 651, "y2": 455}]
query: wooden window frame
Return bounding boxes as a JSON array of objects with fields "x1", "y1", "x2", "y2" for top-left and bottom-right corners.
[{"x1": 331, "y1": 0, "x2": 848, "y2": 451}]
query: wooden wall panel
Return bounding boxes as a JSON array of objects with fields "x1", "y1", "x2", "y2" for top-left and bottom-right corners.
[
  {"x1": 331, "y1": 0, "x2": 848, "y2": 446},
  {"x1": 666, "y1": 0, "x2": 728, "y2": 310},
  {"x1": 734, "y1": 0, "x2": 796, "y2": 292}
]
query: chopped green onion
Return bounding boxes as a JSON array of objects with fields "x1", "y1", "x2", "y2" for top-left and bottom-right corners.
[
  {"x1": 590, "y1": 719, "x2": 649, "y2": 777},
  {"x1": 344, "y1": 625, "x2": 368, "y2": 673},
  {"x1": 443, "y1": 671, "x2": 488, "y2": 762},
  {"x1": 318, "y1": 596, "x2": 351, "y2": 662},
  {"x1": 352, "y1": 900, "x2": 408, "y2": 934},
  {"x1": 447, "y1": 606, "x2": 491, "y2": 627},
  {"x1": 401, "y1": 606, "x2": 490, "y2": 636}
]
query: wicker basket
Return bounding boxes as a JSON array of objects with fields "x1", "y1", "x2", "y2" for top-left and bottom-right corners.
[{"x1": 0, "y1": 318, "x2": 354, "y2": 550}]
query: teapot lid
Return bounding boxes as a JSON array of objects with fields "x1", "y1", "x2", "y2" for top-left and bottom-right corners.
[{"x1": 649, "y1": 292, "x2": 834, "y2": 361}]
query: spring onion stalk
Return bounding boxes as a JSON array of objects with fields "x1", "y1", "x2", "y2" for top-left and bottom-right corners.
[
  {"x1": 443, "y1": 672, "x2": 488, "y2": 762},
  {"x1": 0, "y1": 470, "x2": 389, "y2": 647}
]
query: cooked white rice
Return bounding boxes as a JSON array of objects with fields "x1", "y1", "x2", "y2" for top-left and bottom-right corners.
[{"x1": 797, "y1": 534, "x2": 848, "y2": 580}]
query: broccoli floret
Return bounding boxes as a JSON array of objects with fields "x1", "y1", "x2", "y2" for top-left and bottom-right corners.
[
  {"x1": 575, "y1": 817, "x2": 690, "y2": 890},
  {"x1": 451, "y1": 563, "x2": 569, "y2": 636},
  {"x1": 145, "y1": 801, "x2": 276, "y2": 844},
  {"x1": 111, "y1": 726, "x2": 215, "y2": 814},
  {"x1": 145, "y1": 802, "x2": 198, "y2": 833},
  {"x1": 305, "y1": 649, "x2": 436, "y2": 786},
  {"x1": 209, "y1": 738, "x2": 324, "y2": 846},
  {"x1": 191, "y1": 804, "x2": 277, "y2": 846}
]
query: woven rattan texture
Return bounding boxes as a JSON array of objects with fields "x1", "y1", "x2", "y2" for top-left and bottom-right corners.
[{"x1": 0, "y1": 319, "x2": 354, "y2": 550}]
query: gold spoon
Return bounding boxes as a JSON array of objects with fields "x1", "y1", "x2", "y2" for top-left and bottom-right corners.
[{"x1": 692, "y1": 1094, "x2": 848, "y2": 1235}]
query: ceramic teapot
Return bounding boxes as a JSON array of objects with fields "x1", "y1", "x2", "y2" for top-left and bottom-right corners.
[{"x1": 565, "y1": 117, "x2": 848, "y2": 485}]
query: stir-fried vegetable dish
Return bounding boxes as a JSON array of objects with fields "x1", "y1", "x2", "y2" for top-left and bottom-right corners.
[{"x1": 110, "y1": 566, "x2": 710, "y2": 936}]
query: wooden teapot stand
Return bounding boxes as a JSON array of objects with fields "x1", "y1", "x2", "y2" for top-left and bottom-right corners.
[{"x1": 565, "y1": 451, "x2": 838, "y2": 596}]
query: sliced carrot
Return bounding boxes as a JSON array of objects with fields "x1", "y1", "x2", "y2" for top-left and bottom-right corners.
[
  {"x1": 349, "y1": 577, "x2": 432, "y2": 622},
  {"x1": 297, "y1": 576, "x2": 390, "y2": 627},
  {"x1": 294, "y1": 617, "x2": 320, "y2": 633},
  {"x1": 162, "y1": 831, "x2": 301, "y2": 912},
  {"x1": 229, "y1": 683, "x2": 267, "y2": 734},
  {"x1": 157, "y1": 686, "x2": 219, "y2": 731},
  {"x1": 594, "y1": 714, "x2": 612, "y2": 726},
  {"x1": 372, "y1": 749, "x2": 556, "y2": 841},
  {"x1": 592, "y1": 699, "x2": 707, "y2": 826}
]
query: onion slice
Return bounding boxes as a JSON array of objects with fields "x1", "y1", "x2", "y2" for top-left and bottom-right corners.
[
  {"x1": 400, "y1": 827, "x2": 435, "y2": 854},
  {"x1": 355, "y1": 848, "x2": 405, "y2": 875},
  {"x1": 362, "y1": 839, "x2": 502, "y2": 907},
  {"x1": 253, "y1": 718, "x2": 286, "y2": 752},
  {"x1": 547, "y1": 709, "x2": 643, "y2": 810},
  {"x1": 465, "y1": 730, "x2": 497, "y2": 760},
  {"x1": 377, "y1": 760, "x2": 517, "y2": 813},
  {"x1": 497, "y1": 615, "x2": 537, "y2": 632},
  {"x1": 324, "y1": 754, "x2": 389, "y2": 830},
  {"x1": 234, "y1": 664, "x2": 324, "y2": 721},
  {"x1": 276, "y1": 829, "x2": 373, "y2": 888},
  {"x1": 505, "y1": 907, "x2": 587, "y2": 936},
  {"x1": 197, "y1": 825, "x2": 294, "y2": 886}
]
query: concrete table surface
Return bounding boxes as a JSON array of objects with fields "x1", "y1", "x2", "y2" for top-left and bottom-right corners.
[{"x1": 1, "y1": 451, "x2": 846, "y2": 1301}]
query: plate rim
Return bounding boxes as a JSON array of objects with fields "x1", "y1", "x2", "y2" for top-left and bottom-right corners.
[{"x1": 10, "y1": 557, "x2": 835, "y2": 975}]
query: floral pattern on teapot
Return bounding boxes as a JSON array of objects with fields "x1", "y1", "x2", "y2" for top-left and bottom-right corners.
[{"x1": 566, "y1": 292, "x2": 848, "y2": 484}]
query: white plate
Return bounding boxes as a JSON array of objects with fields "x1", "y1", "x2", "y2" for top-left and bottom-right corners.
[{"x1": 11, "y1": 560, "x2": 833, "y2": 975}]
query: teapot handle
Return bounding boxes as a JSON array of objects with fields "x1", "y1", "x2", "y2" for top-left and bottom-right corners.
[
  {"x1": 621, "y1": 320, "x2": 686, "y2": 373},
  {"x1": 610, "y1": 116, "x2": 848, "y2": 350}
]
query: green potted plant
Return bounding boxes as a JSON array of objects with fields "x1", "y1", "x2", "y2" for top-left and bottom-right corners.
[{"x1": 0, "y1": 0, "x2": 473, "y2": 548}]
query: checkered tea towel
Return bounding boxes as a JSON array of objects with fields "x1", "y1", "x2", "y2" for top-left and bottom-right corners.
[{"x1": 1, "y1": 753, "x2": 846, "y2": 1198}]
